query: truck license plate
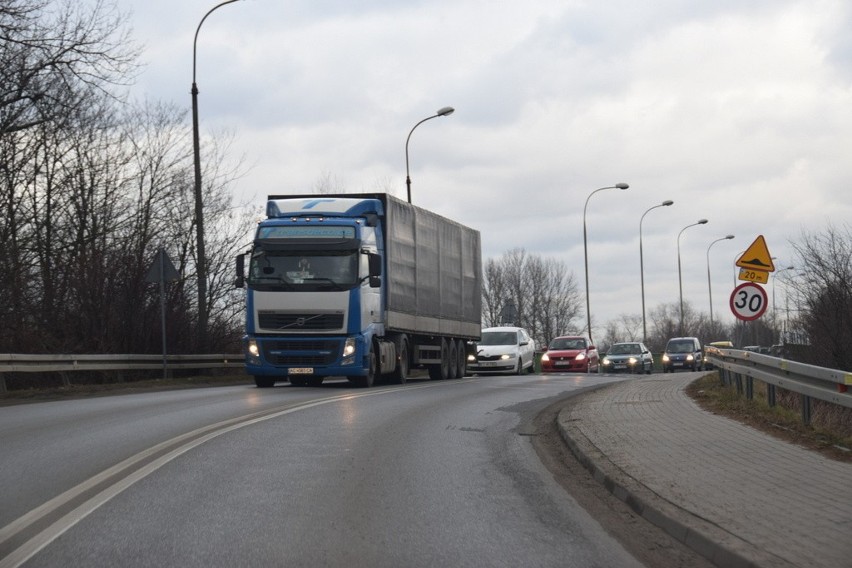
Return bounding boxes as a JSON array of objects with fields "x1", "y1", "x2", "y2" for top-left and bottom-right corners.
[{"x1": 288, "y1": 368, "x2": 313, "y2": 375}]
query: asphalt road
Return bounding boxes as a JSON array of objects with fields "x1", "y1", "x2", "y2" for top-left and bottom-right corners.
[{"x1": 1, "y1": 373, "x2": 650, "y2": 567}]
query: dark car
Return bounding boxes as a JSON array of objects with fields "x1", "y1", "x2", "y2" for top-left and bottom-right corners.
[
  {"x1": 540, "y1": 335, "x2": 599, "y2": 373},
  {"x1": 601, "y1": 342, "x2": 653, "y2": 374},
  {"x1": 662, "y1": 337, "x2": 703, "y2": 372}
]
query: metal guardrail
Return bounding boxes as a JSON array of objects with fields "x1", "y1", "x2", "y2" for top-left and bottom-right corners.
[
  {"x1": 706, "y1": 347, "x2": 852, "y2": 424},
  {"x1": 0, "y1": 353, "x2": 246, "y2": 393}
]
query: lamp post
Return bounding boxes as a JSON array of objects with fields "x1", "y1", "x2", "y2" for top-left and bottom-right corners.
[
  {"x1": 583, "y1": 182, "x2": 629, "y2": 342},
  {"x1": 405, "y1": 106, "x2": 455, "y2": 204},
  {"x1": 639, "y1": 200, "x2": 673, "y2": 344},
  {"x1": 192, "y1": 0, "x2": 241, "y2": 349},
  {"x1": 773, "y1": 265, "x2": 795, "y2": 329},
  {"x1": 677, "y1": 219, "x2": 708, "y2": 335},
  {"x1": 706, "y1": 235, "x2": 735, "y2": 326}
]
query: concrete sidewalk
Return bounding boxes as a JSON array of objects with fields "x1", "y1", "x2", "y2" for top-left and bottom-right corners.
[{"x1": 556, "y1": 373, "x2": 852, "y2": 568}]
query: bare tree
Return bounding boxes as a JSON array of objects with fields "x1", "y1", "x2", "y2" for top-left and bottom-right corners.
[
  {"x1": 0, "y1": 0, "x2": 139, "y2": 135},
  {"x1": 481, "y1": 248, "x2": 582, "y2": 348},
  {"x1": 789, "y1": 224, "x2": 852, "y2": 370}
]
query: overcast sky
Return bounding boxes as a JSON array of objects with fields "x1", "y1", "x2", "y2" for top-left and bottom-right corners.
[{"x1": 120, "y1": 0, "x2": 852, "y2": 331}]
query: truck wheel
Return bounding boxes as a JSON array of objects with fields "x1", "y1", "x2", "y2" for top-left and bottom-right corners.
[
  {"x1": 254, "y1": 376, "x2": 275, "y2": 388},
  {"x1": 456, "y1": 339, "x2": 467, "y2": 378},
  {"x1": 428, "y1": 339, "x2": 450, "y2": 380},
  {"x1": 447, "y1": 340, "x2": 458, "y2": 379},
  {"x1": 391, "y1": 337, "x2": 409, "y2": 384},
  {"x1": 351, "y1": 343, "x2": 377, "y2": 388}
]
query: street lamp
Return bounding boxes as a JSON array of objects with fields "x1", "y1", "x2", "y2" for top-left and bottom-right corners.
[
  {"x1": 191, "y1": 0, "x2": 241, "y2": 349},
  {"x1": 706, "y1": 235, "x2": 735, "y2": 325},
  {"x1": 677, "y1": 219, "x2": 708, "y2": 335},
  {"x1": 583, "y1": 182, "x2": 629, "y2": 342},
  {"x1": 639, "y1": 200, "x2": 673, "y2": 344},
  {"x1": 405, "y1": 106, "x2": 455, "y2": 204}
]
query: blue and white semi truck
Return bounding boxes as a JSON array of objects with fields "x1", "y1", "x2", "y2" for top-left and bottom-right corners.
[{"x1": 235, "y1": 193, "x2": 482, "y2": 387}]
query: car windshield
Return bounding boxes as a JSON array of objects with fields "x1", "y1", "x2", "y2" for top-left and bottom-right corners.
[
  {"x1": 479, "y1": 331, "x2": 518, "y2": 346},
  {"x1": 549, "y1": 338, "x2": 586, "y2": 350},
  {"x1": 609, "y1": 343, "x2": 640, "y2": 355},
  {"x1": 667, "y1": 341, "x2": 695, "y2": 353}
]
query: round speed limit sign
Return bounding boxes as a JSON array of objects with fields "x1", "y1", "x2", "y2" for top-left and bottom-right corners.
[{"x1": 729, "y1": 282, "x2": 768, "y2": 321}]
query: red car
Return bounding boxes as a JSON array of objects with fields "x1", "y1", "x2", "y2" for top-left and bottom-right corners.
[{"x1": 540, "y1": 335, "x2": 600, "y2": 373}]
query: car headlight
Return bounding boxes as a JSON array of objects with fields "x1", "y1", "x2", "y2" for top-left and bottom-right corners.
[
  {"x1": 575, "y1": 352, "x2": 586, "y2": 361},
  {"x1": 662, "y1": 354, "x2": 670, "y2": 362},
  {"x1": 628, "y1": 357, "x2": 637, "y2": 364},
  {"x1": 602, "y1": 358, "x2": 611, "y2": 366},
  {"x1": 499, "y1": 354, "x2": 511, "y2": 360},
  {"x1": 540, "y1": 353, "x2": 550, "y2": 362},
  {"x1": 468, "y1": 354, "x2": 476, "y2": 362},
  {"x1": 686, "y1": 354, "x2": 694, "y2": 362}
]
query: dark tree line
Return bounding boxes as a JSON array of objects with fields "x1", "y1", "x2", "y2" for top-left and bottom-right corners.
[{"x1": 1, "y1": 0, "x2": 248, "y2": 355}]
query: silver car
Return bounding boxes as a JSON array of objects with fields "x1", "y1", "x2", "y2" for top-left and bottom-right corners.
[{"x1": 602, "y1": 342, "x2": 653, "y2": 374}]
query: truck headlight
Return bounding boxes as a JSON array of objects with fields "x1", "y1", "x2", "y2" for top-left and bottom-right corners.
[
  {"x1": 246, "y1": 339, "x2": 261, "y2": 365},
  {"x1": 342, "y1": 337, "x2": 356, "y2": 363}
]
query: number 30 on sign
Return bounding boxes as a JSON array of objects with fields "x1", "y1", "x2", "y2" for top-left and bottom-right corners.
[{"x1": 729, "y1": 282, "x2": 768, "y2": 321}]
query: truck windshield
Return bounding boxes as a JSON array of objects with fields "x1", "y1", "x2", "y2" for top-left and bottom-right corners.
[{"x1": 248, "y1": 249, "x2": 359, "y2": 291}]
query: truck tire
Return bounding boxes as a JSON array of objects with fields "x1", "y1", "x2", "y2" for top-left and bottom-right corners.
[
  {"x1": 254, "y1": 376, "x2": 275, "y2": 388},
  {"x1": 391, "y1": 336, "x2": 409, "y2": 384},
  {"x1": 350, "y1": 343, "x2": 377, "y2": 388},
  {"x1": 456, "y1": 339, "x2": 467, "y2": 378},
  {"x1": 428, "y1": 339, "x2": 450, "y2": 380},
  {"x1": 447, "y1": 340, "x2": 458, "y2": 379}
]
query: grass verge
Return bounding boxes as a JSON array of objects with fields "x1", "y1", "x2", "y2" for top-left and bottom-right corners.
[{"x1": 686, "y1": 373, "x2": 852, "y2": 463}]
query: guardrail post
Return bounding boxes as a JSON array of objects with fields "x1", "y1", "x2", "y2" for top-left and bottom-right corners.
[
  {"x1": 745, "y1": 376, "x2": 753, "y2": 400},
  {"x1": 734, "y1": 373, "x2": 743, "y2": 395},
  {"x1": 767, "y1": 384, "x2": 776, "y2": 407},
  {"x1": 801, "y1": 394, "x2": 812, "y2": 425},
  {"x1": 718, "y1": 367, "x2": 729, "y2": 386}
]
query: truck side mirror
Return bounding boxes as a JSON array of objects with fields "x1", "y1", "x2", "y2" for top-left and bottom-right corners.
[
  {"x1": 368, "y1": 252, "x2": 381, "y2": 288},
  {"x1": 234, "y1": 254, "x2": 246, "y2": 289}
]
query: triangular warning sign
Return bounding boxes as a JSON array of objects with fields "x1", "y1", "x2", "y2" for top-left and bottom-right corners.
[{"x1": 736, "y1": 235, "x2": 775, "y2": 272}]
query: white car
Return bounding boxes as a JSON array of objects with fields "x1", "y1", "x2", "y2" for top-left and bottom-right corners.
[{"x1": 468, "y1": 326, "x2": 536, "y2": 375}]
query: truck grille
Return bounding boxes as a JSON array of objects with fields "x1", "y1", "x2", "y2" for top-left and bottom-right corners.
[
  {"x1": 258, "y1": 311, "x2": 344, "y2": 331},
  {"x1": 261, "y1": 339, "x2": 341, "y2": 366}
]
